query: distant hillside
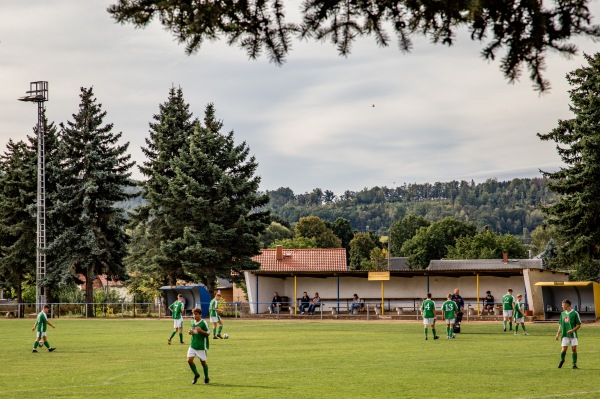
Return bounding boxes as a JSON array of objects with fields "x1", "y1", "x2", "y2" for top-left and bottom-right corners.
[
  {"x1": 118, "y1": 177, "x2": 556, "y2": 238},
  {"x1": 263, "y1": 178, "x2": 556, "y2": 237}
]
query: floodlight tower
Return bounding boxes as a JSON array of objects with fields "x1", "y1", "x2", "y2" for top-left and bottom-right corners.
[{"x1": 18, "y1": 81, "x2": 49, "y2": 312}]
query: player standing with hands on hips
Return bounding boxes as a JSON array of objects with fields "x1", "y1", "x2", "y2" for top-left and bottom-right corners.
[
  {"x1": 188, "y1": 307, "x2": 210, "y2": 384},
  {"x1": 502, "y1": 288, "x2": 515, "y2": 332},
  {"x1": 32, "y1": 305, "x2": 56, "y2": 353},
  {"x1": 556, "y1": 299, "x2": 582, "y2": 369}
]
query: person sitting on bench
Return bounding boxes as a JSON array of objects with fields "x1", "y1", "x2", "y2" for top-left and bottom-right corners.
[
  {"x1": 308, "y1": 292, "x2": 321, "y2": 315},
  {"x1": 299, "y1": 292, "x2": 310, "y2": 314},
  {"x1": 349, "y1": 294, "x2": 362, "y2": 314},
  {"x1": 482, "y1": 291, "x2": 495, "y2": 315},
  {"x1": 270, "y1": 292, "x2": 282, "y2": 314}
]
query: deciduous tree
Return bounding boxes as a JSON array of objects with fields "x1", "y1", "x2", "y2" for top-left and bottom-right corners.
[
  {"x1": 294, "y1": 216, "x2": 341, "y2": 248},
  {"x1": 402, "y1": 217, "x2": 476, "y2": 269}
]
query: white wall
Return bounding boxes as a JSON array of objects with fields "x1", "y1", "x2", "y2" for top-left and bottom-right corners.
[{"x1": 244, "y1": 273, "x2": 554, "y2": 314}]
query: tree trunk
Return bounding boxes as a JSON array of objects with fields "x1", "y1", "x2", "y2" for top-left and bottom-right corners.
[
  {"x1": 202, "y1": 275, "x2": 216, "y2": 298},
  {"x1": 85, "y1": 266, "x2": 94, "y2": 317},
  {"x1": 16, "y1": 274, "x2": 24, "y2": 318}
]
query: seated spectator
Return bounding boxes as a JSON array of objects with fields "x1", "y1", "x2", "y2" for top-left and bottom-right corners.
[
  {"x1": 270, "y1": 291, "x2": 282, "y2": 314},
  {"x1": 349, "y1": 294, "x2": 362, "y2": 314},
  {"x1": 299, "y1": 291, "x2": 310, "y2": 314},
  {"x1": 308, "y1": 292, "x2": 321, "y2": 315},
  {"x1": 482, "y1": 291, "x2": 495, "y2": 315}
]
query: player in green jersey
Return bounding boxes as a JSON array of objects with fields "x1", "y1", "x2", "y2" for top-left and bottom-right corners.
[
  {"x1": 168, "y1": 294, "x2": 185, "y2": 345},
  {"x1": 187, "y1": 307, "x2": 210, "y2": 384},
  {"x1": 441, "y1": 293, "x2": 458, "y2": 339},
  {"x1": 502, "y1": 288, "x2": 515, "y2": 332},
  {"x1": 555, "y1": 299, "x2": 581, "y2": 369},
  {"x1": 513, "y1": 294, "x2": 528, "y2": 336},
  {"x1": 209, "y1": 292, "x2": 224, "y2": 339},
  {"x1": 421, "y1": 293, "x2": 438, "y2": 340},
  {"x1": 31, "y1": 305, "x2": 56, "y2": 353}
]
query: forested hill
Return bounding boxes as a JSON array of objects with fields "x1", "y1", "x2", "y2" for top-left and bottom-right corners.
[
  {"x1": 264, "y1": 178, "x2": 557, "y2": 237},
  {"x1": 118, "y1": 177, "x2": 557, "y2": 238}
]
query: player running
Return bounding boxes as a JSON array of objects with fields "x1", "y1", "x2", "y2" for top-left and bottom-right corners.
[{"x1": 168, "y1": 294, "x2": 185, "y2": 345}]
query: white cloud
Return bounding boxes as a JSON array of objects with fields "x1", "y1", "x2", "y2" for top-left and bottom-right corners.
[{"x1": 1, "y1": 1, "x2": 598, "y2": 195}]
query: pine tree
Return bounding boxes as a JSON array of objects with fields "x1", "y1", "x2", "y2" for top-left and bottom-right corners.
[
  {"x1": 48, "y1": 87, "x2": 134, "y2": 315},
  {"x1": 159, "y1": 103, "x2": 270, "y2": 293},
  {"x1": 538, "y1": 53, "x2": 600, "y2": 280},
  {"x1": 0, "y1": 139, "x2": 36, "y2": 305},
  {"x1": 0, "y1": 115, "x2": 60, "y2": 310},
  {"x1": 127, "y1": 87, "x2": 197, "y2": 287}
]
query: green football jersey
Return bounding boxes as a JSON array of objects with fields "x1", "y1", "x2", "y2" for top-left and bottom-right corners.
[
  {"x1": 209, "y1": 299, "x2": 219, "y2": 317},
  {"x1": 502, "y1": 294, "x2": 514, "y2": 310},
  {"x1": 421, "y1": 299, "x2": 436, "y2": 318},
  {"x1": 35, "y1": 311, "x2": 48, "y2": 332},
  {"x1": 169, "y1": 300, "x2": 184, "y2": 319},
  {"x1": 513, "y1": 300, "x2": 524, "y2": 318},
  {"x1": 190, "y1": 319, "x2": 210, "y2": 351},
  {"x1": 559, "y1": 309, "x2": 581, "y2": 339},
  {"x1": 441, "y1": 300, "x2": 458, "y2": 319}
]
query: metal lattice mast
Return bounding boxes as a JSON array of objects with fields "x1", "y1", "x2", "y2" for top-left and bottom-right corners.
[{"x1": 19, "y1": 82, "x2": 49, "y2": 312}]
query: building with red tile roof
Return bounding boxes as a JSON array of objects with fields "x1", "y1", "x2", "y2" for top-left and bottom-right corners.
[{"x1": 251, "y1": 247, "x2": 347, "y2": 272}]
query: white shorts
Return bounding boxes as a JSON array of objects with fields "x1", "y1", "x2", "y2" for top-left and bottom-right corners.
[
  {"x1": 187, "y1": 347, "x2": 207, "y2": 361},
  {"x1": 561, "y1": 337, "x2": 579, "y2": 347},
  {"x1": 423, "y1": 317, "x2": 435, "y2": 326},
  {"x1": 173, "y1": 318, "x2": 184, "y2": 328},
  {"x1": 503, "y1": 310, "x2": 513, "y2": 317},
  {"x1": 35, "y1": 331, "x2": 47, "y2": 339},
  {"x1": 445, "y1": 318, "x2": 455, "y2": 325},
  {"x1": 210, "y1": 315, "x2": 221, "y2": 323},
  {"x1": 514, "y1": 317, "x2": 524, "y2": 323}
]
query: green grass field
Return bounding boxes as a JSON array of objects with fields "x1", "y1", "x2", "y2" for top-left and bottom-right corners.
[{"x1": 0, "y1": 318, "x2": 598, "y2": 399}]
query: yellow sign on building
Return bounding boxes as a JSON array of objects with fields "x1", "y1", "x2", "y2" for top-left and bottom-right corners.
[{"x1": 368, "y1": 271, "x2": 390, "y2": 281}]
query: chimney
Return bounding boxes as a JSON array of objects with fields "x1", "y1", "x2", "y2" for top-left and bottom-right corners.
[
  {"x1": 276, "y1": 245, "x2": 283, "y2": 261},
  {"x1": 503, "y1": 252, "x2": 508, "y2": 264}
]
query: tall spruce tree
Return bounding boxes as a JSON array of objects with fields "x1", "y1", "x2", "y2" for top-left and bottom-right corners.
[
  {"x1": 0, "y1": 139, "x2": 36, "y2": 305},
  {"x1": 48, "y1": 87, "x2": 134, "y2": 314},
  {"x1": 126, "y1": 87, "x2": 197, "y2": 287},
  {"x1": 538, "y1": 53, "x2": 600, "y2": 280},
  {"x1": 0, "y1": 116, "x2": 60, "y2": 310},
  {"x1": 159, "y1": 103, "x2": 270, "y2": 293}
]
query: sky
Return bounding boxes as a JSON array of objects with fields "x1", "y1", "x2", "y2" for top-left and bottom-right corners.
[{"x1": 1, "y1": 1, "x2": 600, "y2": 196}]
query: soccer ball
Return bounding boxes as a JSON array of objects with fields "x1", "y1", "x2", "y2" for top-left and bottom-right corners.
[{"x1": 223, "y1": 333, "x2": 229, "y2": 339}]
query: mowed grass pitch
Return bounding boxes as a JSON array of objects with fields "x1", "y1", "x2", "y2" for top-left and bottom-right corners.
[{"x1": 0, "y1": 319, "x2": 599, "y2": 399}]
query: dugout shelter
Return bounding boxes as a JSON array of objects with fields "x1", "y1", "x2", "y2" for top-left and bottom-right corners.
[
  {"x1": 159, "y1": 285, "x2": 211, "y2": 318},
  {"x1": 534, "y1": 281, "x2": 600, "y2": 321}
]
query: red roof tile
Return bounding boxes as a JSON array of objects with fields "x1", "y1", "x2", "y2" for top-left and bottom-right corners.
[{"x1": 252, "y1": 248, "x2": 347, "y2": 272}]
